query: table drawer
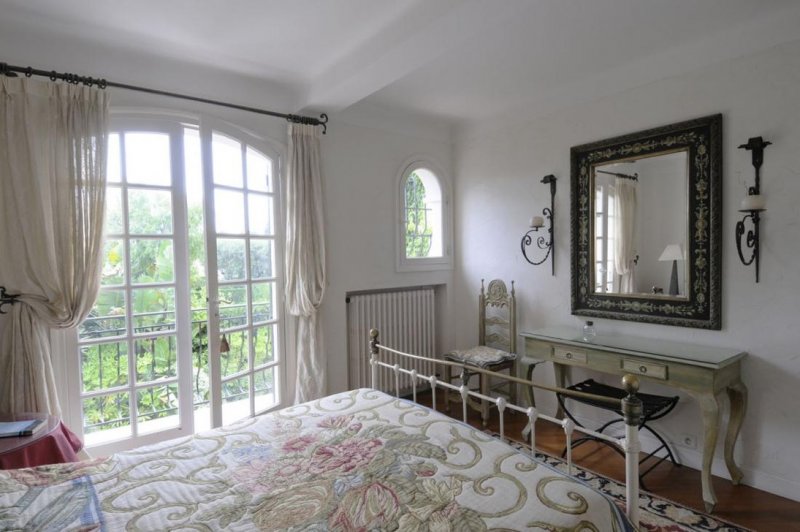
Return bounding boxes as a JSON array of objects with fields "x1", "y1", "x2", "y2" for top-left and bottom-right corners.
[
  {"x1": 554, "y1": 347, "x2": 588, "y2": 365},
  {"x1": 622, "y1": 358, "x2": 668, "y2": 380}
]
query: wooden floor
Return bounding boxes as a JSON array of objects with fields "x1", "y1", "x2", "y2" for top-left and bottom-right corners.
[{"x1": 415, "y1": 391, "x2": 800, "y2": 532}]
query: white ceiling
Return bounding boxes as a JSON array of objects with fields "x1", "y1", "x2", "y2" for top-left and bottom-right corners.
[{"x1": 2, "y1": 0, "x2": 800, "y2": 129}]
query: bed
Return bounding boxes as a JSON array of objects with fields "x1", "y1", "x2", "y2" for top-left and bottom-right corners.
[{"x1": 0, "y1": 331, "x2": 640, "y2": 530}]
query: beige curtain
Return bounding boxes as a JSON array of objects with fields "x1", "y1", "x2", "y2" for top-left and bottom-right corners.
[
  {"x1": 285, "y1": 123, "x2": 326, "y2": 403},
  {"x1": 0, "y1": 78, "x2": 109, "y2": 415},
  {"x1": 613, "y1": 179, "x2": 638, "y2": 294}
]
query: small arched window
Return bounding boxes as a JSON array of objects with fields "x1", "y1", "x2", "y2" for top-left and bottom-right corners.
[{"x1": 397, "y1": 160, "x2": 452, "y2": 271}]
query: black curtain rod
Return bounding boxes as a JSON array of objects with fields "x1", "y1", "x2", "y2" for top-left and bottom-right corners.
[
  {"x1": 596, "y1": 169, "x2": 638, "y2": 181},
  {"x1": 0, "y1": 61, "x2": 328, "y2": 133}
]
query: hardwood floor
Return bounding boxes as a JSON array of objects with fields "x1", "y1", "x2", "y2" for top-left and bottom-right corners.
[{"x1": 414, "y1": 391, "x2": 800, "y2": 532}]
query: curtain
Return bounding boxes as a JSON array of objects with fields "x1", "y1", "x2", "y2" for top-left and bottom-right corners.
[
  {"x1": 613, "y1": 179, "x2": 638, "y2": 294},
  {"x1": 285, "y1": 123, "x2": 326, "y2": 403},
  {"x1": 0, "y1": 78, "x2": 109, "y2": 415}
]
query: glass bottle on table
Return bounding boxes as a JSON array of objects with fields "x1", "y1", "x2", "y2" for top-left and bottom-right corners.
[{"x1": 583, "y1": 321, "x2": 596, "y2": 342}]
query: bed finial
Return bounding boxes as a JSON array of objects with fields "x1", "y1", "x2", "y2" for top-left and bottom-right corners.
[
  {"x1": 621, "y1": 374, "x2": 642, "y2": 430},
  {"x1": 369, "y1": 329, "x2": 380, "y2": 389}
]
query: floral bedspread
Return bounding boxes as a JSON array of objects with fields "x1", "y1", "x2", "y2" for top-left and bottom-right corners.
[{"x1": 0, "y1": 389, "x2": 633, "y2": 531}]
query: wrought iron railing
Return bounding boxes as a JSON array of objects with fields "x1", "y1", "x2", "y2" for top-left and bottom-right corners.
[{"x1": 80, "y1": 304, "x2": 273, "y2": 434}]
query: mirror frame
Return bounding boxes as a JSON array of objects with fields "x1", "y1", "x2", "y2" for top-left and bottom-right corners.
[{"x1": 570, "y1": 114, "x2": 722, "y2": 330}]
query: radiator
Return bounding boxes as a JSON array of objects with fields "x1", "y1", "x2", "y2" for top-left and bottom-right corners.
[{"x1": 347, "y1": 287, "x2": 437, "y2": 394}]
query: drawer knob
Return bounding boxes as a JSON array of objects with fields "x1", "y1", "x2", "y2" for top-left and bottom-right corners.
[
  {"x1": 566, "y1": 352, "x2": 573, "y2": 359},
  {"x1": 639, "y1": 365, "x2": 648, "y2": 374}
]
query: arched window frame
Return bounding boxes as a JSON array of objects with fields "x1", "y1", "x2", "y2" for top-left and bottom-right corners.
[{"x1": 396, "y1": 158, "x2": 453, "y2": 272}]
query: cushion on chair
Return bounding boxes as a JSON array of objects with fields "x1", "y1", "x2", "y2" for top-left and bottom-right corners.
[{"x1": 444, "y1": 345, "x2": 517, "y2": 368}]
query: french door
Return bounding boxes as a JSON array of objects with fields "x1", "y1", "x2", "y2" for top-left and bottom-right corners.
[
  {"x1": 201, "y1": 125, "x2": 282, "y2": 428},
  {"x1": 73, "y1": 116, "x2": 283, "y2": 454}
]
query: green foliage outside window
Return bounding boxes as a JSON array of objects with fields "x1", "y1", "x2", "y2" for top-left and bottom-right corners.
[
  {"x1": 80, "y1": 193, "x2": 274, "y2": 434},
  {"x1": 405, "y1": 172, "x2": 432, "y2": 257}
]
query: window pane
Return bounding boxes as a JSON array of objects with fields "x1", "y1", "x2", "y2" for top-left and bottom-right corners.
[
  {"x1": 250, "y1": 239, "x2": 273, "y2": 280},
  {"x1": 83, "y1": 392, "x2": 131, "y2": 444},
  {"x1": 221, "y1": 329, "x2": 250, "y2": 378},
  {"x1": 184, "y1": 128, "x2": 203, "y2": 207},
  {"x1": 216, "y1": 238, "x2": 246, "y2": 282},
  {"x1": 132, "y1": 287, "x2": 176, "y2": 334},
  {"x1": 252, "y1": 282, "x2": 274, "y2": 323},
  {"x1": 101, "y1": 239, "x2": 125, "y2": 286},
  {"x1": 125, "y1": 132, "x2": 171, "y2": 186},
  {"x1": 594, "y1": 238, "x2": 603, "y2": 263},
  {"x1": 404, "y1": 173, "x2": 433, "y2": 258},
  {"x1": 248, "y1": 193, "x2": 273, "y2": 235},
  {"x1": 219, "y1": 284, "x2": 248, "y2": 330},
  {"x1": 254, "y1": 367, "x2": 276, "y2": 412},
  {"x1": 222, "y1": 375, "x2": 250, "y2": 425},
  {"x1": 128, "y1": 189, "x2": 173, "y2": 235},
  {"x1": 81, "y1": 341, "x2": 129, "y2": 392},
  {"x1": 135, "y1": 336, "x2": 178, "y2": 382},
  {"x1": 80, "y1": 290, "x2": 126, "y2": 339},
  {"x1": 105, "y1": 186, "x2": 124, "y2": 235},
  {"x1": 137, "y1": 383, "x2": 179, "y2": 434},
  {"x1": 253, "y1": 324, "x2": 275, "y2": 366},
  {"x1": 246, "y1": 147, "x2": 271, "y2": 192},
  {"x1": 130, "y1": 239, "x2": 174, "y2": 284},
  {"x1": 107, "y1": 133, "x2": 122, "y2": 183},
  {"x1": 212, "y1": 132, "x2": 243, "y2": 188},
  {"x1": 214, "y1": 189, "x2": 245, "y2": 234}
]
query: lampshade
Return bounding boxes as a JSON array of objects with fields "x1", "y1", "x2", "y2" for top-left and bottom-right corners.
[{"x1": 658, "y1": 244, "x2": 683, "y2": 262}]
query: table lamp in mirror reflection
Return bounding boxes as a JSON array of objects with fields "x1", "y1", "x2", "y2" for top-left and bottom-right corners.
[{"x1": 658, "y1": 244, "x2": 683, "y2": 296}]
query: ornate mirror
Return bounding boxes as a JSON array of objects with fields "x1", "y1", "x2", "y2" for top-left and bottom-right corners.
[{"x1": 570, "y1": 114, "x2": 722, "y2": 329}]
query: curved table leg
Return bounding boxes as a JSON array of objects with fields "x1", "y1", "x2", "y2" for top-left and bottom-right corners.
[
  {"x1": 725, "y1": 380, "x2": 748, "y2": 485},
  {"x1": 554, "y1": 363, "x2": 567, "y2": 419},
  {"x1": 692, "y1": 390, "x2": 722, "y2": 513}
]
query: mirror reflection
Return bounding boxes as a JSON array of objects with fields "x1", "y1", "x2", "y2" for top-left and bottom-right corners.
[{"x1": 591, "y1": 150, "x2": 688, "y2": 298}]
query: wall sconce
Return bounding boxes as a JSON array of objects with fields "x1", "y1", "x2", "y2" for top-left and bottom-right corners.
[
  {"x1": 521, "y1": 174, "x2": 556, "y2": 275},
  {"x1": 736, "y1": 136, "x2": 771, "y2": 283}
]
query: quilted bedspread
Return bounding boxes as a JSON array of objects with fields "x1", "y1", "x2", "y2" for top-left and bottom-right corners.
[{"x1": 0, "y1": 389, "x2": 633, "y2": 531}]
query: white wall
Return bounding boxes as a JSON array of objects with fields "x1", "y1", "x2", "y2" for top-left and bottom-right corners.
[
  {"x1": 318, "y1": 112, "x2": 454, "y2": 394},
  {"x1": 452, "y1": 38, "x2": 800, "y2": 501}
]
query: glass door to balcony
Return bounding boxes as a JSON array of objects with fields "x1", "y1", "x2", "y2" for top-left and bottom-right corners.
[
  {"x1": 76, "y1": 117, "x2": 282, "y2": 453},
  {"x1": 202, "y1": 126, "x2": 281, "y2": 428}
]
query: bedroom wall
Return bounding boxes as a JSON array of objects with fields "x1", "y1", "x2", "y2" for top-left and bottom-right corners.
[
  {"x1": 452, "y1": 38, "x2": 800, "y2": 501},
  {"x1": 318, "y1": 105, "x2": 455, "y2": 395}
]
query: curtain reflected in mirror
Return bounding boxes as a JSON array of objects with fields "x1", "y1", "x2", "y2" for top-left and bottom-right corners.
[{"x1": 591, "y1": 151, "x2": 688, "y2": 298}]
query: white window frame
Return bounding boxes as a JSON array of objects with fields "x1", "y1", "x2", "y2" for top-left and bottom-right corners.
[
  {"x1": 395, "y1": 157, "x2": 453, "y2": 272},
  {"x1": 57, "y1": 111, "x2": 288, "y2": 455}
]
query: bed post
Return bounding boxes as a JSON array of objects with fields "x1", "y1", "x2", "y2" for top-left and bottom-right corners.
[
  {"x1": 621, "y1": 374, "x2": 642, "y2": 527},
  {"x1": 369, "y1": 328, "x2": 379, "y2": 390}
]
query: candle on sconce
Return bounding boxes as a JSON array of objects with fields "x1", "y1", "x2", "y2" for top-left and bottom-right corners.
[
  {"x1": 740, "y1": 194, "x2": 766, "y2": 211},
  {"x1": 530, "y1": 216, "x2": 545, "y2": 228}
]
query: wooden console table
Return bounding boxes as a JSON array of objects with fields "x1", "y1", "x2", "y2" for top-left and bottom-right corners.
[{"x1": 522, "y1": 327, "x2": 747, "y2": 512}]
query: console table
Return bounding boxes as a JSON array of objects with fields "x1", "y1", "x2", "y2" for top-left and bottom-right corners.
[{"x1": 522, "y1": 327, "x2": 747, "y2": 512}]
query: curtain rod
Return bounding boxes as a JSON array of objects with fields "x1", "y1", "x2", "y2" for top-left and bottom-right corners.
[
  {"x1": 596, "y1": 169, "x2": 638, "y2": 181},
  {"x1": 0, "y1": 61, "x2": 328, "y2": 134}
]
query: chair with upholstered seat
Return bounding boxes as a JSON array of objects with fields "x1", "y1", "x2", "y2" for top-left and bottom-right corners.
[{"x1": 444, "y1": 279, "x2": 518, "y2": 426}]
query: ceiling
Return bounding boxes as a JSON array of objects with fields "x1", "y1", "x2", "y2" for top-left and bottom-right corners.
[{"x1": 2, "y1": 0, "x2": 800, "y2": 129}]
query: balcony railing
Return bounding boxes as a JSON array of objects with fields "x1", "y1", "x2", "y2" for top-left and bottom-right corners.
[{"x1": 79, "y1": 304, "x2": 274, "y2": 434}]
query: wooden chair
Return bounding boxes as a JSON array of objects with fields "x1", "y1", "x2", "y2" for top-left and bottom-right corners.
[{"x1": 444, "y1": 279, "x2": 518, "y2": 426}]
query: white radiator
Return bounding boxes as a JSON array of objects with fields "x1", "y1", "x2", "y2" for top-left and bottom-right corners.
[{"x1": 347, "y1": 287, "x2": 437, "y2": 394}]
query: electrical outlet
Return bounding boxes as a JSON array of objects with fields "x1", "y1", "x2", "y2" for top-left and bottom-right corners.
[{"x1": 679, "y1": 433, "x2": 697, "y2": 449}]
